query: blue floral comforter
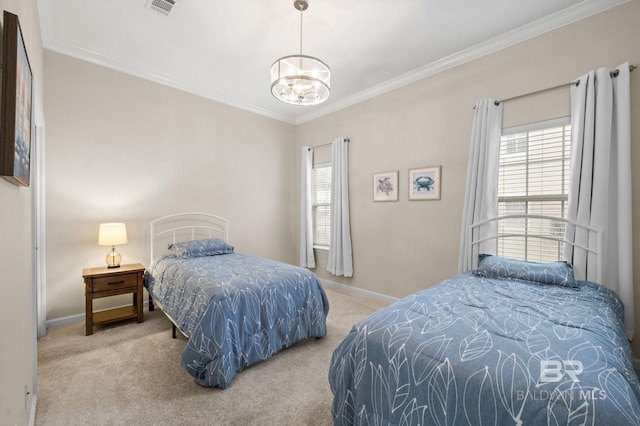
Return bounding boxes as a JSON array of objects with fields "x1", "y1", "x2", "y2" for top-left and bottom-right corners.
[
  {"x1": 329, "y1": 270, "x2": 640, "y2": 425},
  {"x1": 145, "y1": 252, "x2": 329, "y2": 388}
]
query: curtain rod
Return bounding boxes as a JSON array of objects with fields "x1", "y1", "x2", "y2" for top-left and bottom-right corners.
[
  {"x1": 309, "y1": 138, "x2": 350, "y2": 150},
  {"x1": 494, "y1": 64, "x2": 637, "y2": 106},
  {"x1": 474, "y1": 64, "x2": 637, "y2": 109}
]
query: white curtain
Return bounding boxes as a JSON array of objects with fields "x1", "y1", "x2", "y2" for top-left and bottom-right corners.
[
  {"x1": 327, "y1": 137, "x2": 353, "y2": 277},
  {"x1": 458, "y1": 99, "x2": 503, "y2": 272},
  {"x1": 564, "y1": 63, "x2": 634, "y2": 339},
  {"x1": 299, "y1": 147, "x2": 316, "y2": 268}
]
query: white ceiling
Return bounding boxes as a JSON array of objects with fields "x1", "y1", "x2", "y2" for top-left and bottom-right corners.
[{"x1": 37, "y1": 0, "x2": 627, "y2": 124}]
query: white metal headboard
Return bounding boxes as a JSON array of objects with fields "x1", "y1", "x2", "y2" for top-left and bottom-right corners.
[
  {"x1": 468, "y1": 214, "x2": 603, "y2": 284},
  {"x1": 150, "y1": 212, "x2": 229, "y2": 262}
]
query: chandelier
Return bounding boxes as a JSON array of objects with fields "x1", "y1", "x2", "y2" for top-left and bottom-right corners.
[{"x1": 270, "y1": 0, "x2": 330, "y2": 106}]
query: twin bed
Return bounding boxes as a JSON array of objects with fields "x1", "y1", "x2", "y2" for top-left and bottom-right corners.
[
  {"x1": 144, "y1": 212, "x2": 640, "y2": 424},
  {"x1": 329, "y1": 216, "x2": 640, "y2": 425},
  {"x1": 144, "y1": 212, "x2": 329, "y2": 388}
]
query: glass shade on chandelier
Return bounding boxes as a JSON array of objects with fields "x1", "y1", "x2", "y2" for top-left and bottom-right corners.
[
  {"x1": 98, "y1": 223, "x2": 128, "y2": 268},
  {"x1": 270, "y1": 54, "x2": 330, "y2": 105}
]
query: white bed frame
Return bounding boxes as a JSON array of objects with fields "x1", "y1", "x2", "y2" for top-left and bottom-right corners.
[
  {"x1": 149, "y1": 212, "x2": 229, "y2": 264},
  {"x1": 468, "y1": 214, "x2": 603, "y2": 284},
  {"x1": 148, "y1": 212, "x2": 229, "y2": 337},
  {"x1": 149, "y1": 213, "x2": 603, "y2": 283}
]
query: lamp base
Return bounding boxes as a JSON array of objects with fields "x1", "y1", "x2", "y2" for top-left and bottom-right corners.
[{"x1": 106, "y1": 247, "x2": 122, "y2": 268}]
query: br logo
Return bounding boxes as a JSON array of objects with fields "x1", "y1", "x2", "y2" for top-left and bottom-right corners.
[{"x1": 540, "y1": 360, "x2": 584, "y2": 383}]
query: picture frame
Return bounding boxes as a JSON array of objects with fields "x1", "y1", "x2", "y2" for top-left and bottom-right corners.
[
  {"x1": 0, "y1": 11, "x2": 33, "y2": 186},
  {"x1": 373, "y1": 170, "x2": 399, "y2": 202},
  {"x1": 409, "y1": 166, "x2": 441, "y2": 200}
]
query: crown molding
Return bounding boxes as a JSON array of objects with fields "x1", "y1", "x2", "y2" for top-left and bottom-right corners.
[
  {"x1": 43, "y1": 38, "x2": 297, "y2": 124},
  {"x1": 294, "y1": 0, "x2": 630, "y2": 125},
  {"x1": 40, "y1": 0, "x2": 629, "y2": 126}
]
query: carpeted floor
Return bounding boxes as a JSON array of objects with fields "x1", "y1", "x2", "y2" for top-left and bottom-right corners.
[{"x1": 35, "y1": 285, "x2": 390, "y2": 426}]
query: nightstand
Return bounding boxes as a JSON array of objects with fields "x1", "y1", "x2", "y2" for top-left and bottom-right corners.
[{"x1": 82, "y1": 263, "x2": 145, "y2": 336}]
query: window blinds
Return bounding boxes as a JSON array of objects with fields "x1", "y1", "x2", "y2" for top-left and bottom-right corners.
[
  {"x1": 498, "y1": 118, "x2": 571, "y2": 263},
  {"x1": 311, "y1": 163, "x2": 331, "y2": 247}
]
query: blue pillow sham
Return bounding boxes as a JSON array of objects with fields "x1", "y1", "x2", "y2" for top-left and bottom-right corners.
[
  {"x1": 169, "y1": 238, "x2": 234, "y2": 259},
  {"x1": 474, "y1": 254, "x2": 578, "y2": 288}
]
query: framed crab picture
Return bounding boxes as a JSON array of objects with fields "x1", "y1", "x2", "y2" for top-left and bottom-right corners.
[
  {"x1": 409, "y1": 166, "x2": 441, "y2": 200},
  {"x1": 373, "y1": 170, "x2": 398, "y2": 202}
]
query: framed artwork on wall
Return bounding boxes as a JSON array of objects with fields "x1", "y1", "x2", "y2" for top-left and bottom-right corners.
[
  {"x1": 0, "y1": 11, "x2": 33, "y2": 187},
  {"x1": 409, "y1": 166, "x2": 441, "y2": 200},
  {"x1": 373, "y1": 170, "x2": 399, "y2": 202}
]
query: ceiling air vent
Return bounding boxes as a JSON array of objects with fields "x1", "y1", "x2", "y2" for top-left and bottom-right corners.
[{"x1": 149, "y1": 0, "x2": 175, "y2": 15}]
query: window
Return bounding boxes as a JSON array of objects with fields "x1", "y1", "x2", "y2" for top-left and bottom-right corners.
[
  {"x1": 312, "y1": 162, "x2": 331, "y2": 248},
  {"x1": 498, "y1": 118, "x2": 571, "y2": 263}
]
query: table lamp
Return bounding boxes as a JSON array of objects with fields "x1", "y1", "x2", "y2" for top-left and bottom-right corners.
[{"x1": 98, "y1": 223, "x2": 128, "y2": 268}]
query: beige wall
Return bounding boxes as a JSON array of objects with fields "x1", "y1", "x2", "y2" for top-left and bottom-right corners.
[
  {"x1": 0, "y1": 1, "x2": 631, "y2": 423},
  {"x1": 43, "y1": 51, "x2": 296, "y2": 320},
  {"x1": 0, "y1": 1, "x2": 43, "y2": 424},
  {"x1": 296, "y1": 1, "x2": 640, "y2": 357},
  {"x1": 41, "y1": 0, "x2": 640, "y2": 368}
]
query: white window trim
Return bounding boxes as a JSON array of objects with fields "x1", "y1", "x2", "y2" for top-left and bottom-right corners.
[{"x1": 502, "y1": 116, "x2": 570, "y2": 136}]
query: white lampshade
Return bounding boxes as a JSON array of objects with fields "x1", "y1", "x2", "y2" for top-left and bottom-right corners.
[
  {"x1": 98, "y1": 223, "x2": 128, "y2": 246},
  {"x1": 98, "y1": 223, "x2": 128, "y2": 268}
]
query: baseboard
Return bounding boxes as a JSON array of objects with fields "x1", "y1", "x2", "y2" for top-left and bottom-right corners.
[
  {"x1": 46, "y1": 312, "x2": 84, "y2": 329},
  {"x1": 46, "y1": 301, "x2": 150, "y2": 329},
  {"x1": 320, "y1": 279, "x2": 399, "y2": 304},
  {"x1": 47, "y1": 283, "x2": 394, "y2": 328},
  {"x1": 29, "y1": 393, "x2": 37, "y2": 426}
]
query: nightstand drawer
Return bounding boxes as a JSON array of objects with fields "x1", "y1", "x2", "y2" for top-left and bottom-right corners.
[{"x1": 91, "y1": 273, "x2": 138, "y2": 292}]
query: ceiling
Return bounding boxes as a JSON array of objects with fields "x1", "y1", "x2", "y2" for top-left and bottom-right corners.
[{"x1": 37, "y1": 0, "x2": 627, "y2": 124}]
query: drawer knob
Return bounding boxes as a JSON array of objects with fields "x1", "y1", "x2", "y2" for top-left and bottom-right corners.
[{"x1": 108, "y1": 280, "x2": 125, "y2": 285}]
